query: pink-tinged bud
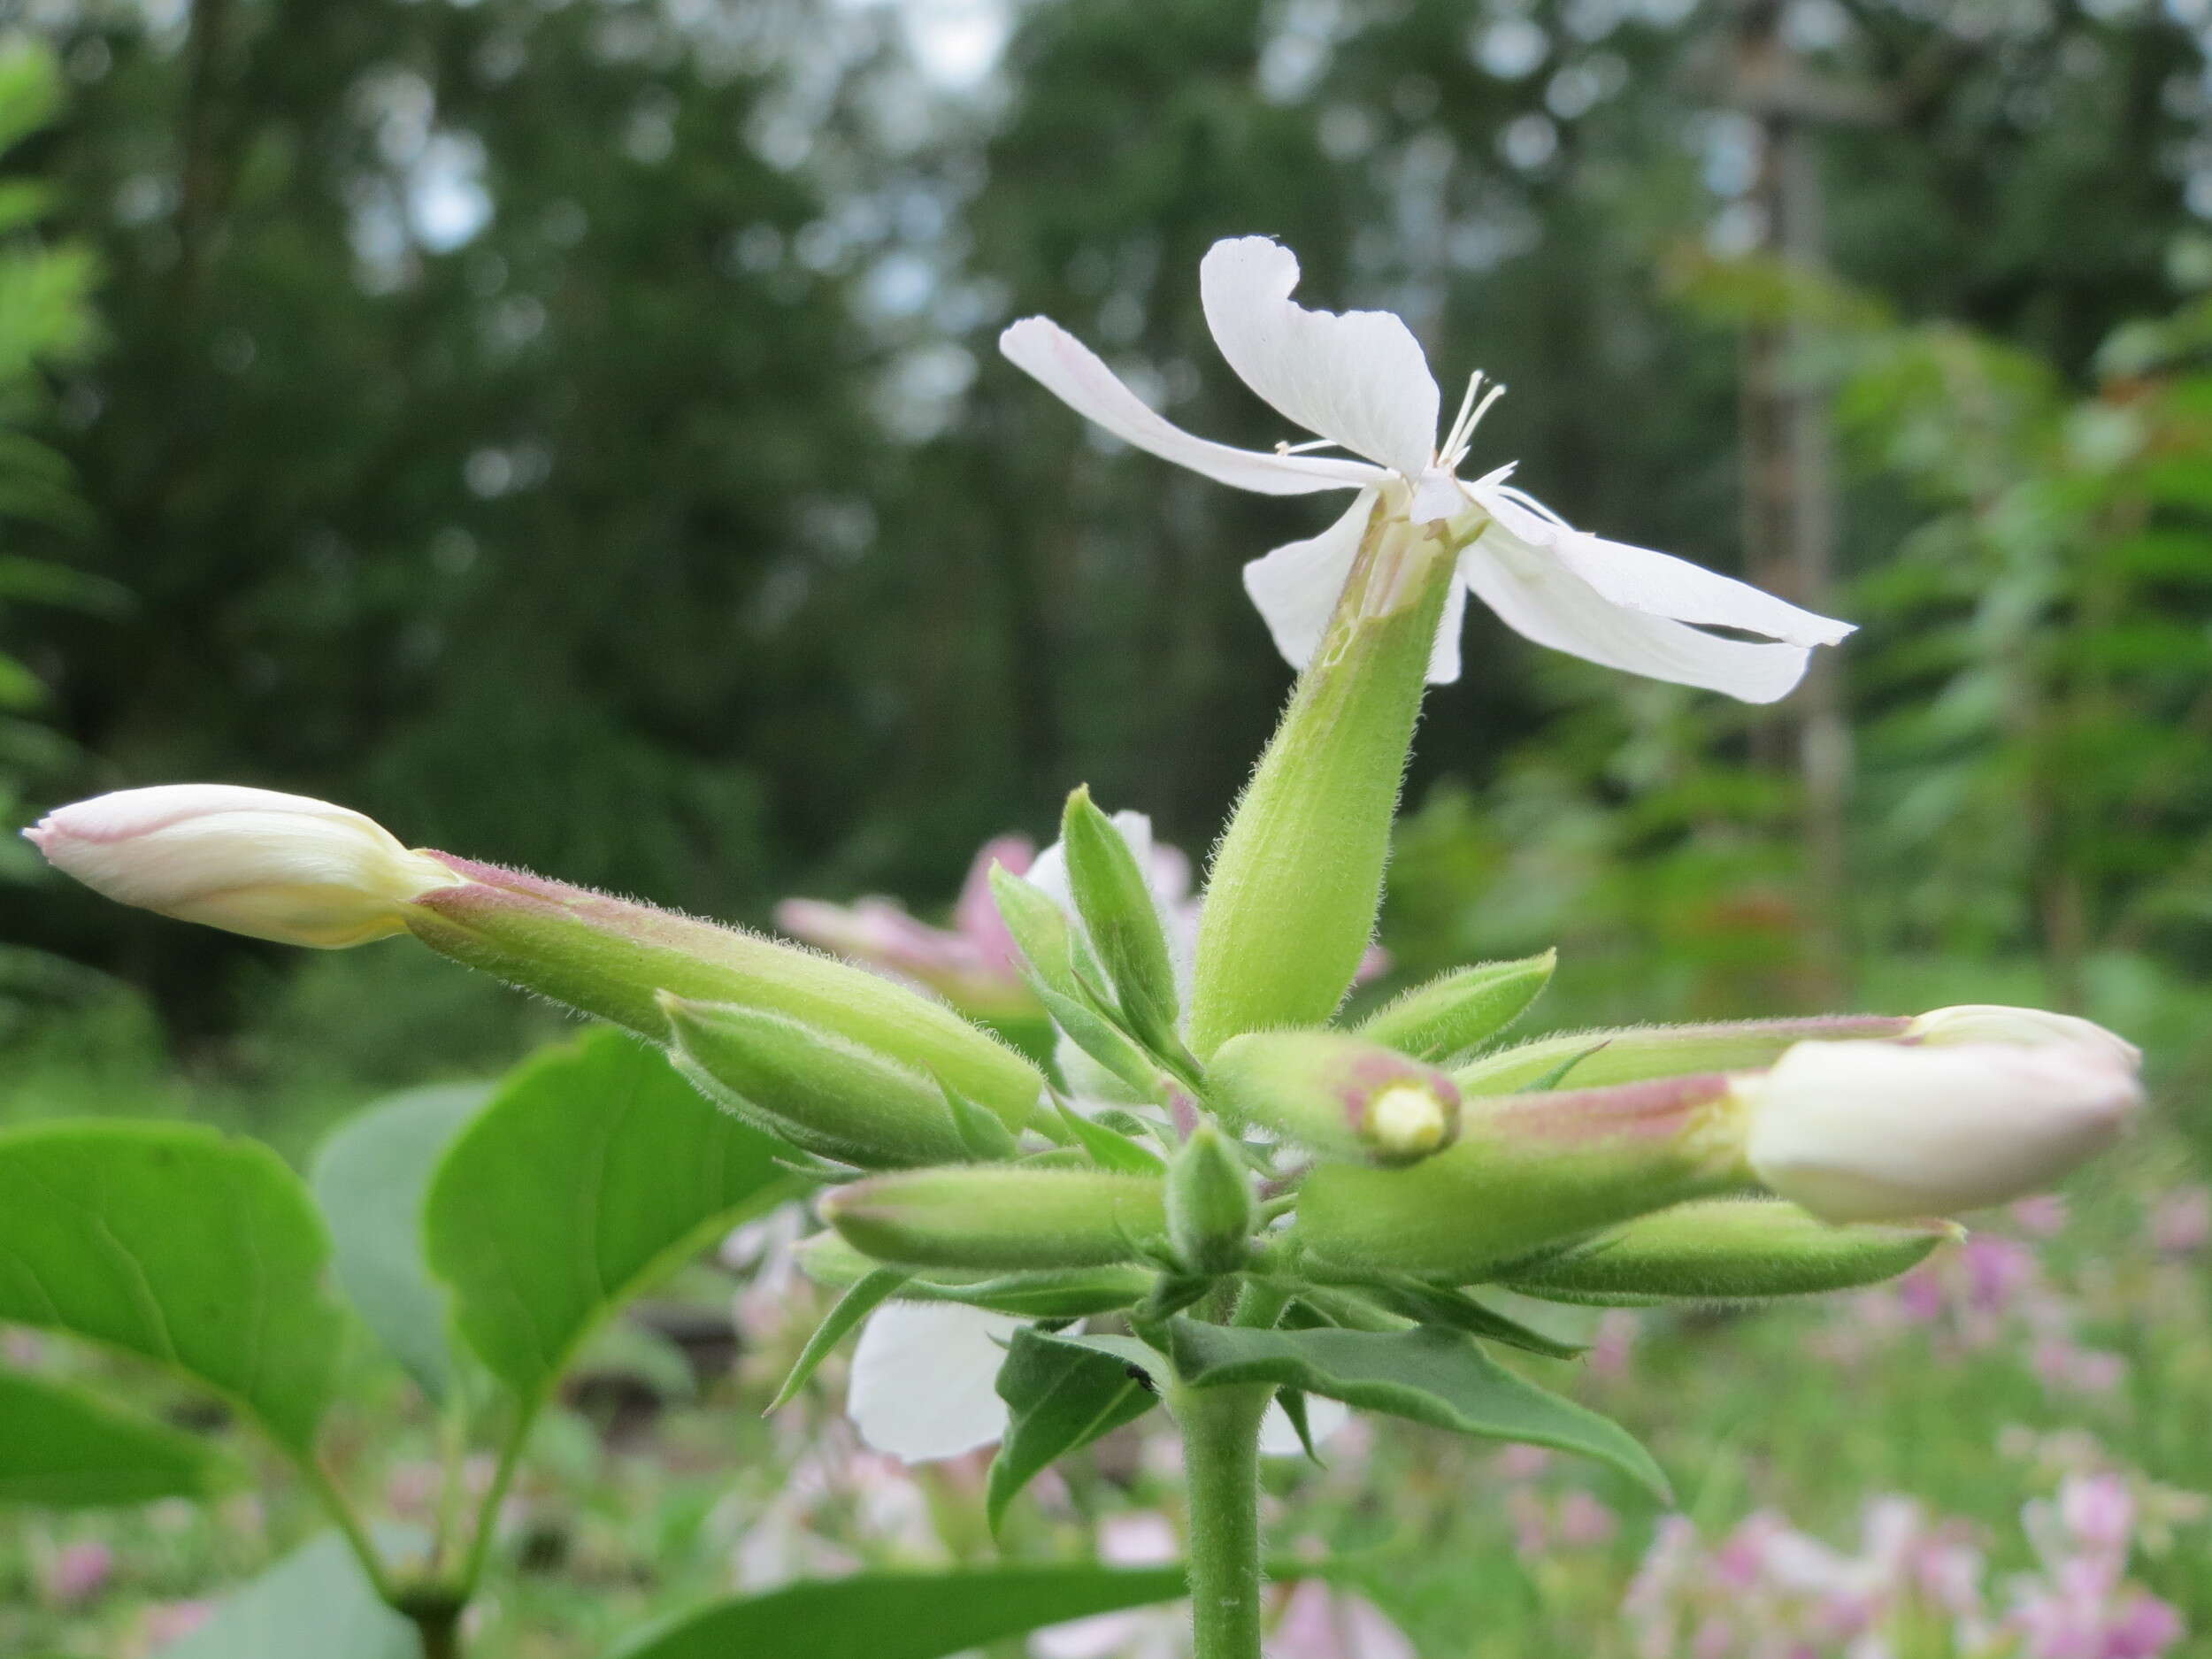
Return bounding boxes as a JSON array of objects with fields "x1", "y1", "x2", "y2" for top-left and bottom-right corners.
[
  {"x1": 1298, "y1": 1073, "x2": 1755, "y2": 1282},
  {"x1": 1454, "y1": 1015, "x2": 1912, "y2": 1095},
  {"x1": 403, "y1": 856, "x2": 1045, "y2": 1134},
  {"x1": 23, "y1": 785, "x2": 464, "y2": 948},
  {"x1": 1209, "y1": 1029, "x2": 1461, "y2": 1165},
  {"x1": 1740, "y1": 1041, "x2": 2142, "y2": 1224},
  {"x1": 1906, "y1": 1004, "x2": 2141, "y2": 1070}
]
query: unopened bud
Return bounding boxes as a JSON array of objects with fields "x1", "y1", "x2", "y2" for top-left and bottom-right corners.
[
  {"x1": 822, "y1": 1167, "x2": 1167, "y2": 1271},
  {"x1": 1298, "y1": 1074, "x2": 1752, "y2": 1282},
  {"x1": 1209, "y1": 1030, "x2": 1461, "y2": 1166},
  {"x1": 1907, "y1": 1004, "x2": 2141, "y2": 1070},
  {"x1": 1356, "y1": 951, "x2": 1555, "y2": 1063},
  {"x1": 1741, "y1": 1040, "x2": 2142, "y2": 1224},
  {"x1": 1455, "y1": 1015, "x2": 1910, "y2": 1095},
  {"x1": 661, "y1": 996, "x2": 1009, "y2": 1168},
  {"x1": 1508, "y1": 1200, "x2": 1956, "y2": 1303},
  {"x1": 1166, "y1": 1125, "x2": 1256, "y2": 1276},
  {"x1": 1061, "y1": 787, "x2": 1183, "y2": 1053},
  {"x1": 23, "y1": 785, "x2": 464, "y2": 949},
  {"x1": 403, "y1": 857, "x2": 1044, "y2": 1134}
]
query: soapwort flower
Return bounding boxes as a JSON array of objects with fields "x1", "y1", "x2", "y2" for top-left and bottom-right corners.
[{"x1": 1002, "y1": 236, "x2": 1853, "y2": 703}]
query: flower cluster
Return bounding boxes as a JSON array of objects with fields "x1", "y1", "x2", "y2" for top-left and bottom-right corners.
[{"x1": 1624, "y1": 1475, "x2": 2187, "y2": 1659}]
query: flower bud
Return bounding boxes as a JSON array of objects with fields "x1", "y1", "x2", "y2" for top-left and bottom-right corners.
[
  {"x1": 1165, "y1": 1125, "x2": 1256, "y2": 1276},
  {"x1": 821, "y1": 1167, "x2": 1168, "y2": 1271},
  {"x1": 1907, "y1": 1004, "x2": 2141, "y2": 1069},
  {"x1": 23, "y1": 785, "x2": 465, "y2": 949},
  {"x1": 1186, "y1": 507, "x2": 1459, "y2": 1056},
  {"x1": 1060, "y1": 787, "x2": 1183, "y2": 1054},
  {"x1": 1208, "y1": 1029, "x2": 1460, "y2": 1166},
  {"x1": 1740, "y1": 1040, "x2": 2142, "y2": 1224},
  {"x1": 1355, "y1": 951, "x2": 1555, "y2": 1064},
  {"x1": 1298, "y1": 1074, "x2": 1753, "y2": 1283},
  {"x1": 403, "y1": 856, "x2": 1044, "y2": 1134},
  {"x1": 1507, "y1": 1200, "x2": 1957, "y2": 1303},
  {"x1": 660, "y1": 996, "x2": 1010, "y2": 1168},
  {"x1": 1454, "y1": 1015, "x2": 1911, "y2": 1095}
]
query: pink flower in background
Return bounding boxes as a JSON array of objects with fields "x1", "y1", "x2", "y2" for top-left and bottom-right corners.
[
  {"x1": 1627, "y1": 1475, "x2": 2186, "y2": 1659},
  {"x1": 2012, "y1": 1194, "x2": 2071, "y2": 1238},
  {"x1": 138, "y1": 1600, "x2": 214, "y2": 1648},
  {"x1": 780, "y1": 824, "x2": 1387, "y2": 1030},
  {"x1": 776, "y1": 834, "x2": 1042, "y2": 1019},
  {"x1": 2146, "y1": 1187, "x2": 2210, "y2": 1256},
  {"x1": 40, "y1": 1540, "x2": 113, "y2": 1605},
  {"x1": 1269, "y1": 1578, "x2": 1418, "y2": 1659}
]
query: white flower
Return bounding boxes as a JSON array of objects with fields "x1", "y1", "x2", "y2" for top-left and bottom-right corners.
[
  {"x1": 1741, "y1": 1040, "x2": 2143, "y2": 1224},
  {"x1": 1002, "y1": 236, "x2": 1853, "y2": 703},
  {"x1": 846, "y1": 1300, "x2": 1345, "y2": 1463},
  {"x1": 22, "y1": 784, "x2": 464, "y2": 949}
]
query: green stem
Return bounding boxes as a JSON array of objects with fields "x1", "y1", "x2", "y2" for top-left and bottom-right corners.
[
  {"x1": 459, "y1": 1402, "x2": 538, "y2": 1594},
  {"x1": 294, "y1": 1454, "x2": 398, "y2": 1604},
  {"x1": 1174, "y1": 1380, "x2": 1271, "y2": 1659},
  {"x1": 405, "y1": 1601, "x2": 466, "y2": 1659}
]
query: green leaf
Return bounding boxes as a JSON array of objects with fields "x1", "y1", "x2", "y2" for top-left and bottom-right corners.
[
  {"x1": 424, "y1": 1029, "x2": 795, "y2": 1400},
  {"x1": 160, "y1": 1533, "x2": 417, "y2": 1659},
  {"x1": 987, "y1": 1326, "x2": 1158, "y2": 1532},
  {"x1": 0, "y1": 1370, "x2": 227, "y2": 1508},
  {"x1": 1164, "y1": 1320, "x2": 1670, "y2": 1502},
  {"x1": 312, "y1": 1084, "x2": 489, "y2": 1404},
  {"x1": 1053, "y1": 1096, "x2": 1165, "y2": 1174},
  {"x1": 603, "y1": 1563, "x2": 1191, "y2": 1659},
  {"x1": 1355, "y1": 952, "x2": 1556, "y2": 1063},
  {"x1": 768, "y1": 1268, "x2": 910, "y2": 1412},
  {"x1": 1275, "y1": 1387, "x2": 1323, "y2": 1464},
  {"x1": 1356, "y1": 1280, "x2": 1588, "y2": 1361},
  {"x1": 0, "y1": 1122, "x2": 348, "y2": 1454},
  {"x1": 1033, "y1": 980, "x2": 1162, "y2": 1097}
]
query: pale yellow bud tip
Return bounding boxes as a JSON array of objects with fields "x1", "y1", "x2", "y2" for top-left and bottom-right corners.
[{"x1": 1367, "y1": 1083, "x2": 1452, "y2": 1158}]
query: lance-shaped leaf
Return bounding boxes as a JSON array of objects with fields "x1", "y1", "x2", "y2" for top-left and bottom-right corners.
[
  {"x1": 769, "y1": 1269, "x2": 910, "y2": 1412},
  {"x1": 0, "y1": 1370, "x2": 228, "y2": 1507},
  {"x1": 987, "y1": 1326, "x2": 1160, "y2": 1532},
  {"x1": 161, "y1": 1532, "x2": 417, "y2": 1659},
  {"x1": 605, "y1": 1563, "x2": 1194, "y2": 1659},
  {"x1": 1163, "y1": 1320, "x2": 1668, "y2": 1502},
  {"x1": 425, "y1": 1029, "x2": 795, "y2": 1400},
  {"x1": 1356, "y1": 952, "x2": 1555, "y2": 1063},
  {"x1": 312, "y1": 1083, "x2": 488, "y2": 1403},
  {"x1": 0, "y1": 1121, "x2": 348, "y2": 1454}
]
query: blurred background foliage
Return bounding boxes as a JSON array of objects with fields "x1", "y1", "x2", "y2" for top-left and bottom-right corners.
[{"x1": 4, "y1": 0, "x2": 2212, "y2": 1122}]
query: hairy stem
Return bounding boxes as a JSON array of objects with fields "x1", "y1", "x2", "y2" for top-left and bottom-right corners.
[{"x1": 1175, "y1": 1381, "x2": 1271, "y2": 1659}]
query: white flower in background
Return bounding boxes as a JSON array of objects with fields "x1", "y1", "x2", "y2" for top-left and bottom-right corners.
[
  {"x1": 1741, "y1": 1039, "x2": 2144, "y2": 1224},
  {"x1": 22, "y1": 784, "x2": 463, "y2": 948},
  {"x1": 1002, "y1": 236, "x2": 1853, "y2": 703},
  {"x1": 845, "y1": 1299, "x2": 1346, "y2": 1464}
]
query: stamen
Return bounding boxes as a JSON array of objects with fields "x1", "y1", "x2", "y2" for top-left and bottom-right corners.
[
  {"x1": 1274, "y1": 437, "x2": 1338, "y2": 456},
  {"x1": 1443, "y1": 380, "x2": 1508, "y2": 471},
  {"x1": 1437, "y1": 372, "x2": 1486, "y2": 465}
]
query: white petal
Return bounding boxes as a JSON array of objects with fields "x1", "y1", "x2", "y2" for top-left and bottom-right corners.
[
  {"x1": 1200, "y1": 237, "x2": 1441, "y2": 479},
  {"x1": 1259, "y1": 1394, "x2": 1350, "y2": 1457},
  {"x1": 1242, "y1": 489, "x2": 1467, "y2": 686},
  {"x1": 1425, "y1": 565, "x2": 1468, "y2": 686},
  {"x1": 1241, "y1": 490, "x2": 1374, "y2": 673},
  {"x1": 1467, "y1": 480, "x2": 1854, "y2": 648},
  {"x1": 847, "y1": 1302, "x2": 1024, "y2": 1463},
  {"x1": 1000, "y1": 317, "x2": 1380, "y2": 496},
  {"x1": 1458, "y1": 539, "x2": 1814, "y2": 704}
]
